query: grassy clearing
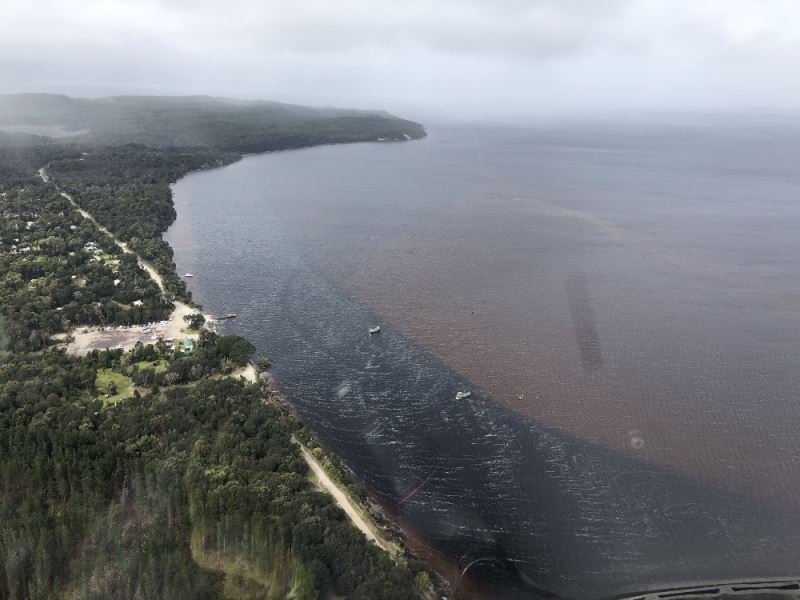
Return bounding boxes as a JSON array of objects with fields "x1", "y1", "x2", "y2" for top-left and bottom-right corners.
[
  {"x1": 95, "y1": 368, "x2": 134, "y2": 404},
  {"x1": 133, "y1": 359, "x2": 168, "y2": 373},
  {"x1": 189, "y1": 528, "x2": 313, "y2": 600}
]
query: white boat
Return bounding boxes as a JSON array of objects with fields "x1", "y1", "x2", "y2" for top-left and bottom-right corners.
[
  {"x1": 184, "y1": 273, "x2": 194, "y2": 277},
  {"x1": 369, "y1": 325, "x2": 382, "y2": 334},
  {"x1": 455, "y1": 391, "x2": 471, "y2": 400}
]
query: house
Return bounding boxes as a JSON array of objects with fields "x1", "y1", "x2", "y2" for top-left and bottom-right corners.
[
  {"x1": 177, "y1": 337, "x2": 195, "y2": 354},
  {"x1": 132, "y1": 300, "x2": 143, "y2": 307}
]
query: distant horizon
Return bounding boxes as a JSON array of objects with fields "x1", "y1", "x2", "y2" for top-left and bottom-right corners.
[
  {"x1": 3, "y1": 90, "x2": 800, "y2": 130},
  {"x1": 4, "y1": 1, "x2": 800, "y2": 123}
]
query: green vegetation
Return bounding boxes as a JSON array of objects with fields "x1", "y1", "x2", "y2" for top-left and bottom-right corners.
[
  {"x1": 0, "y1": 175, "x2": 170, "y2": 351},
  {"x1": 184, "y1": 313, "x2": 206, "y2": 330},
  {"x1": 125, "y1": 332, "x2": 255, "y2": 388},
  {"x1": 0, "y1": 350, "x2": 421, "y2": 599},
  {"x1": 216, "y1": 334, "x2": 256, "y2": 365},
  {"x1": 134, "y1": 358, "x2": 168, "y2": 373},
  {"x1": 45, "y1": 146, "x2": 233, "y2": 303},
  {"x1": 95, "y1": 367, "x2": 134, "y2": 403},
  {"x1": 0, "y1": 94, "x2": 429, "y2": 599}
]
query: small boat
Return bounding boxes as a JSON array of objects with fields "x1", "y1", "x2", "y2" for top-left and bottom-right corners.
[
  {"x1": 369, "y1": 326, "x2": 381, "y2": 334},
  {"x1": 455, "y1": 391, "x2": 471, "y2": 400},
  {"x1": 225, "y1": 312, "x2": 238, "y2": 319},
  {"x1": 184, "y1": 273, "x2": 194, "y2": 277}
]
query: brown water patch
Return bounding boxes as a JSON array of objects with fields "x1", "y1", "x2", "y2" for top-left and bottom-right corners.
[
  {"x1": 298, "y1": 183, "x2": 800, "y2": 507},
  {"x1": 564, "y1": 274, "x2": 603, "y2": 371}
]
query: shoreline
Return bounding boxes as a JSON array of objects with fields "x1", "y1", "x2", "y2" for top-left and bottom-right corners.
[
  {"x1": 43, "y1": 157, "x2": 432, "y2": 582},
  {"x1": 258, "y1": 371, "x2": 398, "y2": 549},
  {"x1": 163, "y1": 147, "x2": 454, "y2": 599},
  {"x1": 43, "y1": 146, "x2": 443, "y2": 598}
]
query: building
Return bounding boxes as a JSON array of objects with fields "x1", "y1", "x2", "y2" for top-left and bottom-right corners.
[{"x1": 177, "y1": 337, "x2": 195, "y2": 354}]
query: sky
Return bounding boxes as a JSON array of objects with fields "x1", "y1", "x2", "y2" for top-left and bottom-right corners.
[{"x1": 2, "y1": 0, "x2": 800, "y2": 122}]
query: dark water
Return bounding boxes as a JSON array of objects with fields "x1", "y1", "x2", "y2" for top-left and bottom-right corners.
[{"x1": 166, "y1": 123, "x2": 800, "y2": 599}]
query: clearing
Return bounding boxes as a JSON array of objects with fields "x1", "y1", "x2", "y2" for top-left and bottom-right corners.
[{"x1": 95, "y1": 368, "x2": 134, "y2": 404}]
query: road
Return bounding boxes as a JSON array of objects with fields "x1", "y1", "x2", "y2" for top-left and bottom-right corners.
[
  {"x1": 38, "y1": 166, "x2": 207, "y2": 354},
  {"x1": 298, "y1": 443, "x2": 388, "y2": 552}
]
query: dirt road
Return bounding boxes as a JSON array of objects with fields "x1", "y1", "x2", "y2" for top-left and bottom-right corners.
[
  {"x1": 39, "y1": 167, "x2": 208, "y2": 355},
  {"x1": 298, "y1": 444, "x2": 388, "y2": 552}
]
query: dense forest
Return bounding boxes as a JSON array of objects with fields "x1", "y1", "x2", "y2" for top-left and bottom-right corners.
[
  {"x1": 0, "y1": 350, "x2": 421, "y2": 599},
  {"x1": 0, "y1": 96, "x2": 429, "y2": 598},
  {"x1": 0, "y1": 178, "x2": 169, "y2": 351},
  {"x1": 46, "y1": 146, "x2": 236, "y2": 302}
]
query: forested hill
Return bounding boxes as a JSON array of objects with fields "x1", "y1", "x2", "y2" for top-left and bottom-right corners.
[{"x1": 0, "y1": 93, "x2": 426, "y2": 151}]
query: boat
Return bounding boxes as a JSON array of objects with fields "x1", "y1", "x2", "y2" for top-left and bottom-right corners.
[
  {"x1": 184, "y1": 273, "x2": 194, "y2": 277},
  {"x1": 455, "y1": 391, "x2": 471, "y2": 400},
  {"x1": 369, "y1": 325, "x2": 381, "y2": 334},
  {"x1": 225, "y1": 312, "x2": 238, "y2": 319}
]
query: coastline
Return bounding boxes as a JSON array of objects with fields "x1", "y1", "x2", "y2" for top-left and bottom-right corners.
[
  {"x1": 41, "y1": 147, "x2": 441, "y2": 597},
  {"x1": 255, "y1": 367, "x2": 443, "y2": 598},
  {"x1": 161, "y1": 146, "x2": 444, "y2": 599}
]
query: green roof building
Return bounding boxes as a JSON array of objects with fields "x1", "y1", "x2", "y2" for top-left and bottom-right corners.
[{"x1": 177, "y1": 337, "x2": 195, "y2": 354}]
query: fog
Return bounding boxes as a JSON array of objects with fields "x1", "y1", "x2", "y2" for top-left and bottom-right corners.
[{"x1": 2, "y1": 0, "x2": 800, "y2": 121}]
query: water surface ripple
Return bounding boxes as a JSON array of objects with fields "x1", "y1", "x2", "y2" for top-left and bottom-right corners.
[{"x1": 167, "y1": 124, "x2": 800, "y2": 598}]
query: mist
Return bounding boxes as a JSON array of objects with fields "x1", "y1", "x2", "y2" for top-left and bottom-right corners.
[{"x1": 2, "y1": 0, "x2": 800, "y2": 122}]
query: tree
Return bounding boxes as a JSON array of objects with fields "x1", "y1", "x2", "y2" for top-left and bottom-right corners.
[
  {"x1": 183, "y1": 313, "x2": 205, "y2": 330},
  {"x1": 216, "y1": 335, "x2": 255, "y2": 365}
]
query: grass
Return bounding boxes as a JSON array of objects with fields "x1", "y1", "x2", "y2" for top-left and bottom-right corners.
[
  {"x1": 133, "y1": 359, "x2": 168, "y2": 373},
  {"x1": 189, "y1": 527, "x2": 303, "y2": 599},
  {"x1": 95, "y1": 368, "x2": 134, "y2": 404},
  {"x1": 99, "y1": 254, "x2": 120, "y2": 267}
]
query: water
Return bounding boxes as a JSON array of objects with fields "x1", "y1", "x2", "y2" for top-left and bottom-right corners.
[{"x1": 166, "y1": 122, "x2": 800, "y2": 599}]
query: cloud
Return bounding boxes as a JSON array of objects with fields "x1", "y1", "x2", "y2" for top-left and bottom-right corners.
[{"x1": 1, "y1": 0, "x2": 799, "y2": 120}]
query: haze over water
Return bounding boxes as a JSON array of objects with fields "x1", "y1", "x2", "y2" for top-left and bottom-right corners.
[{"x1": 167, "y1": 122, "x2": 800, "y2": 598}]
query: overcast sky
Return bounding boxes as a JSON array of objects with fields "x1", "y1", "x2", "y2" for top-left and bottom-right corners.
[{"x1": 2, "y1": 0, "x2": 800, "y2": 121}]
